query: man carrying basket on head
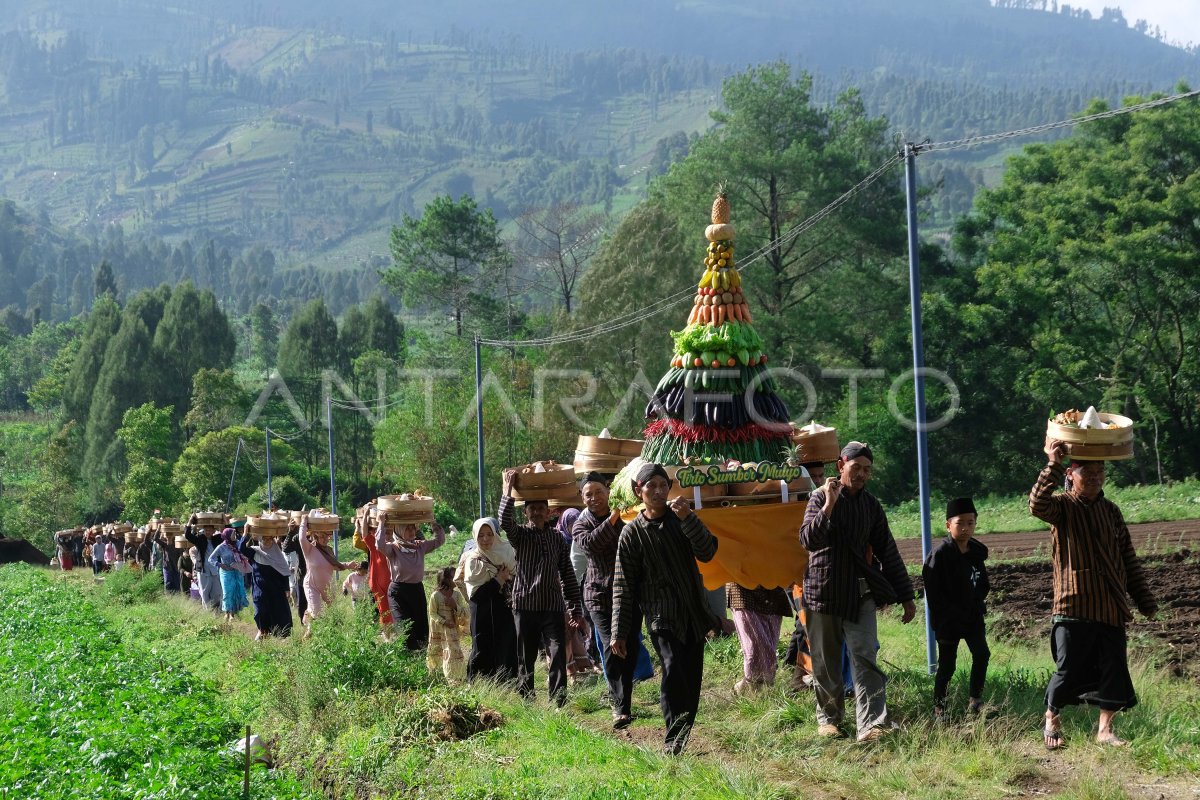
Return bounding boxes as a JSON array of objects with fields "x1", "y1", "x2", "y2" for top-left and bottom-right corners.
[{"x1": 1034, "y1": 437, "x2": 1157, "y2": 750}]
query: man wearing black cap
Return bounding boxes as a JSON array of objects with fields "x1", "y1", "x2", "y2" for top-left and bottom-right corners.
[
  {"x1": 611, "y1": 462, "x2": 719, "y2": 754},
  {"x1": 923, "y1": 497, "x2": 990, "y2": 721},
  {"x1": 1033, "y1": 438, "x2": 1157, "y2": 750},
  {"x1": 799, "y1": 441, "x2": 916, "y2": 741}
]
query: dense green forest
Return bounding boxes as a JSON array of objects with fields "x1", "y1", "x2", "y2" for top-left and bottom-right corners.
[
  {"x1": 1, "y1": 3, "x2": 1198, "y2": 552},
  {"x1": 3, "y1": 59, "x2": 1198, "y2": 554},
  {"x1": 0, "y1": 0, "x2": 1194, "y2": 319}
]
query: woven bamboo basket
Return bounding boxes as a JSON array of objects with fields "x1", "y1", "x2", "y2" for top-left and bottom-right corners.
[
  {"x1": 573, "y1": 434, "x2": 643, "y2": 475},
  {"x1": 663, "y1": 465, "x2": 723, "y2": 503},
  {"x1": 548, "y1": 495, "x2": 585, "y2": 510},
  {"x1": 376, "y1": 495, "x2": 435, "y2": 525},
  {"x1": 173, "y1": 536, "x2": 189, "y2": 549},
  {"x1": 790, "y1": 423, "x2": 840, "y2": 465},
  {"x1": 575, "y1": 435, "x2": 644, "y2": 457},
  {"x1": 306, "y1": 513, "x2": 341, "y2": 534},
  {"x1": 728, "y1": 463, "x2": 810, "y2": 497},
  {"x1": 247, "y1": 514, "x2": 290, "y2": 537},
  {"x1": 512, "y1": 461, "x2": 576, "y2": 490},
  {"x1": 194, "y1": 512, "x2": 226, "y2": 527},
  {"x1": 1047, "y1": 412, "x2": 1134, "y2": 461},
  {"x1": 512, "y1": 485, "x2": 584, "y2": 504},
  {"x1": 572, "y1": 453, "x2": 635, "y2": 475}
]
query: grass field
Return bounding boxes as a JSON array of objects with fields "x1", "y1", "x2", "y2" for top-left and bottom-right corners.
[
  {"x1": 888, "y1": 479, "x2": 1200, "y2": 540},
  {"x1": 5, "y1": 559, "x2": 1196, "y2": 800}
]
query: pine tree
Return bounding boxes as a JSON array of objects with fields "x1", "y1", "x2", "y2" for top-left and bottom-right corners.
[
  {"x1": 249, "y1": 302, "x2": 279, "y2": 368},
  {"x1": 363, "y1": 293, "x2": 405, "y2": 360},
  {"x1": 93, "y1": 260, "x2": 118, "y2": 302},
  {"x1": 83, "y1": 315, "x2": 155, "y2": 498},
  {"x1": 64, "y1": 295, "x2": 121, "y2": 426},
  {"x1": 152, "y1": 282, "x2": 236, "y2": 425}
]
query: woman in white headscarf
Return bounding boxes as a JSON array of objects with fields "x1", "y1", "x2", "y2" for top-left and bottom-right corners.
[{"x1": 458, "y1": 517, "x2": 518, "y2": 682}]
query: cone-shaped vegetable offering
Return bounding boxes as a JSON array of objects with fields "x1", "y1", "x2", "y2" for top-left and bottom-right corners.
[{"x1": 641, "y1": 192, "x2": 793, "y2": 464}]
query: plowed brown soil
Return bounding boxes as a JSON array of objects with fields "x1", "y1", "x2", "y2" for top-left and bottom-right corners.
[
  {"x1": 902, "y1": 521, "x2": 1200, "y2": 681},
  {"x1": 896, "y1": 519, "x2": 1200, "y2": 563}
]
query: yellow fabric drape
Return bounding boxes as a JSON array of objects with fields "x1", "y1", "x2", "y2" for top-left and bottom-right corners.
[{"x1": 620, "y1": 501, "x2": 809, "y2": 591}]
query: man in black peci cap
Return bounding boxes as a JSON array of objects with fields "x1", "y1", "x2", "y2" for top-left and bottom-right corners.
[
  {"x1": 923, "y1": 497, "x2": 990, "y2": 722},
  {"x1": 799, "y1": 441, "x2": 916, "y2": 742}
]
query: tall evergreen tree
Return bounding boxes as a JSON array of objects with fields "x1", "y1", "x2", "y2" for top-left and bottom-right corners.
[
  {"x1": 249, "y1": 302, "x2": 279, "y2": 368},
  {"x1": 64, "y1": 295, "x2": 121, "y2": 426},
  {"x1": 277, "y1": 298, "x2": 340, "y2": 468},
  {"x1": 383, "y1": 194, "x2": 508, "y2": 336},
  {"x1": 83, "y1": 314, "x2": 155, "y2": 499},
  {"x1": 152, "y1": 282, "x2": 236, "y2": 426},
  {"x1": 362, "y1": 293, "x2": 405, "y2": 360},
  {"x1": 93, "y1": 260, "x2": 118, "y2": 302}
]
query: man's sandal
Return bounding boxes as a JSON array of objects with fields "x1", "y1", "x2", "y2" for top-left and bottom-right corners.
[{"x1": 1043, "y1": 721, "x2": 1065, "y2": 751}]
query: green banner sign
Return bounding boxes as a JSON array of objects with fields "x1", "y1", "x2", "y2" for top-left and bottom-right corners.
[{"x1": 676, "y1": 462, "x2": 804, "y2": 488}]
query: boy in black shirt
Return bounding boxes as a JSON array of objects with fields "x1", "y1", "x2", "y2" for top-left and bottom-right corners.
[{"x1": 922, "y1": 497, "x2": 990, "y2": 720}]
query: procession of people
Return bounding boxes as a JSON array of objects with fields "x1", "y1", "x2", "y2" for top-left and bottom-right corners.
[{"x1": 51, "y1": 425, "x2": 1158, "y2": 757}]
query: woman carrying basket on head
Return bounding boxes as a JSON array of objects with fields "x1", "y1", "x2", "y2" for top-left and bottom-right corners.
[
  {"x1": 298, "y1": 512, "x2": 358, "y2": 631},
  {"x1": 208, "y1": 528, "x2": 250, "y2": 622}
]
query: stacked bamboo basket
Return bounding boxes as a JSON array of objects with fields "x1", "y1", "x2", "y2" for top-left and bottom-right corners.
[
  {"x1": 1047, "y1": 410, "x2": 1134, "y2": 460},
  {"x1": 510, "y1": 461, "x2": 581, "y2": 507},
  {"x1": 246, "y1": 511, "x2": 290, "y2": 538},
  {"x1": 375, "y1": 494, "x2": 436, "y2": 525},
  {"x1": 572, "y1": 435, "x2": 644, "y2": 477}
]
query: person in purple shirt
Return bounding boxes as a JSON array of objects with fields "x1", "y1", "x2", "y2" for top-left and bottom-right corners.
[{"x1": 376, "y1": 519, "x2": 446, "y2": 650}]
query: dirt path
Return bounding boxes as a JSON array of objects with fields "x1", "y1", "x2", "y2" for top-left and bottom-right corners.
[{"x1": 896, "y1": 519, "x2": 1200, "y2": 563}]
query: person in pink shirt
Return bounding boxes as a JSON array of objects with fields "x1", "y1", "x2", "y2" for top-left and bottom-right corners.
[
  {"x1": 376, "y1": 519, "x2": 446, "y2": 650},
  {"x1": 298, "y1": 514, "x2": 357, "y2": 632}
]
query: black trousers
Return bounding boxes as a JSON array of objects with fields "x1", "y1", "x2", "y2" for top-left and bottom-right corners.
[
  {"x1": 590, "y1": 605, "x2": 639, "y2": 716},
  {"x1": 294, "y1": 570, "x2": 308, "y2": 620},
  {"x1": 1046, "y1": 619, "x2": 1137, "y2": 712},
  {"x1": 934, "y1": 628, "x2": 990, "y2": 703},
  {"x1": 387, "y1": 579, "x2": 430, "y2": 651},
  {"x1": 650, "y1": 629, "x2": 705, "y2": 754},
  {"x1": 515, "y1": 609, "x2": 567, "y2": 705}
]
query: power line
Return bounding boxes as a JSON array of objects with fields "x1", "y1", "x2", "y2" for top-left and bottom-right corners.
[
  {"x1": 265, "y1": 425, "x2": 310, "y2": 442},
  {"x1": 464, "y1": 89, "x2": 1200, "y2": 351},
  {"x1": 920, "y1": 88, "x2": 1200, "y2": 154},
  {"x1": 330, "y1": 396, "x2": 408, "y2": 411},
  {"x1": 240, "y1": 448, "x2": 265, "y2": 474},
  {"x1": 480, "y1": 153, "x2": 905, "y2": 349}
]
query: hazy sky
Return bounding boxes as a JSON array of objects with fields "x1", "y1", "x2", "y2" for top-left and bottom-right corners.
[{"x1": 1070, "y1": 1, "x2": 1200, "y2": 46}]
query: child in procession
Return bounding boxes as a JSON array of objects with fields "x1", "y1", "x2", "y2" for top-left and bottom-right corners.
[
  {"x1": 427, "y1": 567, "x2": 468, "y2": 682},
  {"x1": 922, "y1": 497, "x2": 990, "y2": 720},
  {"x1": 342, "y1": 560, "x2": 370, "y2": 606}
]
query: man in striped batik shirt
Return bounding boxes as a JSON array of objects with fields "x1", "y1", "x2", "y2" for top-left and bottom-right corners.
[
  {"x1": 499, "y1": 469, "x2": 586, "y2": 708},
  {"x1": 1032, "y1": 438, "x2": 1157, "y2": 750},
  {"x1": 799, "y1": 441, "x2": 917, "y2": 743}
]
